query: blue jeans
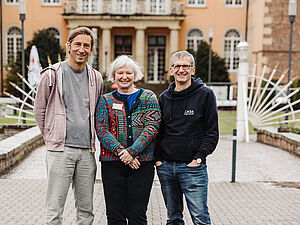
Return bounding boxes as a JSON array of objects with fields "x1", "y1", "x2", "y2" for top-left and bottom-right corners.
[{"x1": 156, "y1": 161, "x2": 211, "y2": 225}]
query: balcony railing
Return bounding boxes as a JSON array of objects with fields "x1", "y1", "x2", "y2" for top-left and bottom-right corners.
[{"x1": 63, "y1": 0, "x2": 184, "y2": 15}]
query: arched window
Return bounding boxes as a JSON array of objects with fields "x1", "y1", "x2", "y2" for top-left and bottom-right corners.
[
  {"x1": 42, "y1": 0, "x2": 60, "y2": 5},
  {"x1": 47, "y1": 27, "x2": 61, "y2": 44},
  {"x1": 188, "y1": 0, "x2": 206, "y2": 8},
  {"x1": 186, "y1": 29, "x2": 204, "y2": 52},
  {"x1": 225, "y1": 0, "x2": 243, "y2": 7},
  {"x1": 6, "y1": 0, "x2": 19, "y2": 5},
  {"x1": 6, "y1": 26, "x2": 22, "y2": 64},
  {"x1": 224, "y1": 29, "x2": 241, "y2": 71}
]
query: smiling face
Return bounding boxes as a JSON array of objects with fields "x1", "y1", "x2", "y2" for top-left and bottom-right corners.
[
  {"x1": 67, "y1": 34, "x2": 92, "y2": 70},
  {"x1": 170, "y1": 56, "x2": 195, "y2": 88},
  {"x1": 114, "y1": 65, "x2": 135, "y2": 93}
]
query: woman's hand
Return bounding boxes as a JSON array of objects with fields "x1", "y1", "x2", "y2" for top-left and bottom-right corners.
[
  {"x1": 128, "y1": 157, "x2": 141, "y2": 169},
  {"x1": 119, "y1": 150, "x2": 134, "y2": 164}
]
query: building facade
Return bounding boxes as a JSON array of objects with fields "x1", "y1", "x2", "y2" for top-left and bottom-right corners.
[
  {"x1": 247, "y1": 0, "x2": 300, "y2": 82},
  {"x1": 3, "y1": 0, "x2": 297, "y2": 95}
]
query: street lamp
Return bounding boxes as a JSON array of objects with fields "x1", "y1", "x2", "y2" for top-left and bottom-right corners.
[
  {"x1": 285, "y1": 0, "x2": 297, "y2": 122},
  {"x1": 0, "y1": 0, "x2": 3, "y2": 96},
  {"x1": 208, "y1": 27, "x2": 213, "y2": 84},
  {"x1": 288, "y1": 0, "x2": 297, "y2": 84},
  {"x1": 19, "y1": 0, "x2": 26, "y2": 124}
]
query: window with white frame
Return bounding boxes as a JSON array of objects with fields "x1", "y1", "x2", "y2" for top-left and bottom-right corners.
[
  {"x1": 186, "y1": 29, "x2": 204, "y2": 52},
  {"x1": 81, "y1": 0, "x2": 98, "y2": 13},
  {"x1": 46, "y1": 27, "x2": 61, "y2": 44},
  {"x1": 6, "y1": 27, "x2": 22, "y2": 64},
  {"x1": 91, "y1": 27, "x2": 99, "y2": 70},
  {"x1": 42, "y1": 0, "x2": 60, "y2": 6},
  {"x1": 149, "y1": 0, "x2": 167, "y2": 14},
  {"x1": 223, "y1": 29, "x2": 241, "y2": 71},
  {"x1": 115, "y1": 0, "x2": 133, "y2": 14},
  {"x1": 188, "y1": 0, "x2": 206, "y2": 8},
  {"x1": 147, "y1": 36, "x2": 166, "y2": 83},
  {"x1": 6, "y1": 0, "x2": 19, "y2": 4},
  {"x1": 225, "y1": 0, "x2": 243, "y2": 7}
]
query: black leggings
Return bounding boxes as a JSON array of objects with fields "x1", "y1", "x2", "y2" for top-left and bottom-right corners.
[{"x1": 101, "y1": 161, "x2": 154, "y2": 225}]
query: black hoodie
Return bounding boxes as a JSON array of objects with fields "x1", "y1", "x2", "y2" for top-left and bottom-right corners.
[{"x1": 155, "y1": 78, "x2": 219, "y2": 163}]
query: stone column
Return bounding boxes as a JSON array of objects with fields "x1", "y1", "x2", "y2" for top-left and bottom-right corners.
[
  {"x1": 169, "y1": 27, "x2": 180, "y2": 55},
  {"x1": 135, "y1": 27, "x2": 146, "y2": 70},
  {"x1": 236, "y1": 42, "x2": 250, "y2": 142},
  {"x1": 67, "y1": 26, "x2": 74, "y2": 37},
  {"x1": 101, "y1": 27, "x2": 111, "y2": 73}
]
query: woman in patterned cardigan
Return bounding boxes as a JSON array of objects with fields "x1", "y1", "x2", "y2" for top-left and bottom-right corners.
[{"x1": 95, "y1": 55, "x2": 161, "y2": 225}]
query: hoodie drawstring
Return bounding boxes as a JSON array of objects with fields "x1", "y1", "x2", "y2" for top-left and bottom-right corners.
[
  {"x1": 87, "y1": 65, "x2": 94, "y2": 86},
  {"x1": 170, "y1": 88, "x2": 189, "y2": 121},
  {"x1": 170, "y1": 91, "x2": 173, "y2": 121},
  {"x1": 184, "y1": 90, "x2": 189, "y2": 110}
]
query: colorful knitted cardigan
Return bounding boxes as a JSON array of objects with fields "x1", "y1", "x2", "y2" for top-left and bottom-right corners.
[{"x1": 95, "y1": 89, "x2": 161, "y2": 161}]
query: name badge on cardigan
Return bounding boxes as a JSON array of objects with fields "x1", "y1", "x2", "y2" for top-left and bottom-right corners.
[{"x1": 113, "y1": 103, "x2": 123, "y2": 110}]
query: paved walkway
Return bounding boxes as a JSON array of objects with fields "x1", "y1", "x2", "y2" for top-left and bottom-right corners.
[{"x1": 0, "y1": 135, "x2": 300, "y2": 224}]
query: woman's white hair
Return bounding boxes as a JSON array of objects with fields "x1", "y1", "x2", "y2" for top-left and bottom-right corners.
[{"x1": 106, "y1": 55, "x2": 144, "y2": 82}]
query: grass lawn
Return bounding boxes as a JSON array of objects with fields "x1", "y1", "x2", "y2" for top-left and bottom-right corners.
[
  {"x1": 0, "y1": 110, "x2": 298, "y2": 135},
  {"x1": 1, "y1": 110, "x2": 248, "y2": 135},
  {"x1": 218, "y1": 110, "x2": 300, "y2": 134},
  {"x1": 218, "y1": 111, "x2": 256, "y2": 135},
  {"x1": 0, "y1": 113, "x2": 36, "y2": 125}
]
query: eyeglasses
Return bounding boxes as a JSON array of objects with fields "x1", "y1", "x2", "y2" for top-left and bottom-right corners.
[{"x1": 172, "y1": 64, "x2": 193, "y2": 71}]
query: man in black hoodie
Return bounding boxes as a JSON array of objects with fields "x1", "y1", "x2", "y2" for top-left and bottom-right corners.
[{"x1": 155, "y1": 51, "x2": 219, "y2": 225}]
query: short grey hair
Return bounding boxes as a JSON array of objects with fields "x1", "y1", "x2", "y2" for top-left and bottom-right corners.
[
  {"x1": 106, "y1": 55, "x2": 144, "y2": 82},
  {"x1": 170, "y1": 51, "x2": 195, "y2": 67}
]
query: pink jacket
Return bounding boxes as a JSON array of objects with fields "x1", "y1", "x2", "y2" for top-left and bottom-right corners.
[{"x1": 34, "y1": 61, "x2": 103, "y2": 152}]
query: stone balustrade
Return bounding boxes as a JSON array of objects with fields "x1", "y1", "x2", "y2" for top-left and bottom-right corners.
[{"x1": 63, "y1": 0, "x2": 184, "y2": 15}]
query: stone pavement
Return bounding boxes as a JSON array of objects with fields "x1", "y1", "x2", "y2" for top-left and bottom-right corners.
[{"x1": 0, "y1": 135, "x2": 300, "y2": 224}]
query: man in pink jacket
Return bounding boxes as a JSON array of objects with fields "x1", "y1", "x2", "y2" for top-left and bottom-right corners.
[{"x1": 34, "y1": 27, "x2": 103, "y2": 225}]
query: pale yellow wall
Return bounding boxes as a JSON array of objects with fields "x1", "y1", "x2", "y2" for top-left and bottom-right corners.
[
  {"x1": 2, "y1": 0, "x2": 259, "y2": 84},
  {"x1": 247, "y1": 0, "x2": 265, "y2": 77},
  {"x1": 3, "y1": 0, "x2": 69, "y2": 56},
  {"x1": 2, "y1": 0, "x2": 69, "y2": 92},
  {"x1": 3, "y1": 0, "x2": 247, "y2": 65},
  {"x1": 179, "y1": 0, "x2": 246, "y2": 54},
  {"x1": 178, "y1": 0, "x2": 247, "y2": 82}
]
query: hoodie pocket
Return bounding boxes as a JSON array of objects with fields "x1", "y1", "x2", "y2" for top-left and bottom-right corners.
[
  {"x1": 159, "y1": 136, "x2": 194, "y2": 161},
  {"x1": 45, "y1": 114, "x2": 65, "y2": 142}
]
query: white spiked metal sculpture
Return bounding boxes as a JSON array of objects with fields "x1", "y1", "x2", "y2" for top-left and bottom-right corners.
[
  {"x1": 237, "y1": 42, "x2": 300, "y2": 142},
  {"x1": 4, "y1": 55, "x2": 61, "y2": 124},
  {"x1": 4, "y1": 72, "x2": 36, "y2": 123},
  {"x1": 247, "y1": 65, "x2": 300, "y2": 128}
]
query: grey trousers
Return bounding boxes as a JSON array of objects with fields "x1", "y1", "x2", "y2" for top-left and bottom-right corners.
[{"x1": 45, "y1": 146, "x2": 97, "y2": 225}]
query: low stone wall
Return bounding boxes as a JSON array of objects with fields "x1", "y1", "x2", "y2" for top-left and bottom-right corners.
[
  {"x1": 0, "y1": 124, "x2": 36, "y2": 141},
  {"x1": 255, "y1": 127, "x2": 300, "y2": 157},
  {"x1": 0, "y1": 126, "x2": 44, "y2": 174}
]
